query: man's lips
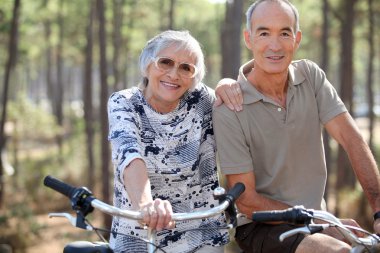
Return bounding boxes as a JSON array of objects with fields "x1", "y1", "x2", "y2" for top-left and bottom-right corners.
[{"x1": 266, "y1": 55, "x2": 284, "y2": 60}]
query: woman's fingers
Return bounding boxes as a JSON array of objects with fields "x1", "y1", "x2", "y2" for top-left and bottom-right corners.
[
  {"x1": 214, "y1": 80, "x2": 243, "y2": 111},
  {"x1": 141, "y1": 204, "x2": 153, "y2": 227},
  {"x1": 163, "y1": 200, "x2": 174, "y2": 229},
  {"x1": 231, "y1": 82, "x2": 243, "y2": 108},
  {"x1": 153, "y1": 199, "x2": 174, "y2": 231},
  {"x1": 140, "y1": 199, "x2": 174, "y2": 231},
  {"x1": 149, "y1": 203, "x2": 159, "y2": 230}
]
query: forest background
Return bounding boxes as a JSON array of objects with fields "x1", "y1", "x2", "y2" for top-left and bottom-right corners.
[{"x1": 0, "y1": 0, "x2": 380, "y2": 252}]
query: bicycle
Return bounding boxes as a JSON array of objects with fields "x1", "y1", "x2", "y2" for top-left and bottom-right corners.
[
  {"x1": 43, "y1": 175, "x2": 245, "y2": 253},
  {"x1": 252, "y1": 205, "x2": 380, "y2": 253}
]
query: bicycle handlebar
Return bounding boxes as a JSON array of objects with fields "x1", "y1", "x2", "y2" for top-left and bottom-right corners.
[
  {"x1": 44, "y1": 175, "x2": 245, "y2": 223},
  {"x1": 251, "y1": 206, "x2": 380, "y2": 251},
  {"x1": 44, "y1": 175, "x2": 78, "y2": 198},
  {"x1": 224, "y1": 182, "x2": 245, "y2": 203},
  {"x1": 252, "y1": 205, "x2": 314, "y2": 224}
]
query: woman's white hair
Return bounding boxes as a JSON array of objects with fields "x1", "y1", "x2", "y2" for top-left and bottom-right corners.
[{"x1": 138, "y1": 30, "x2": 205, "y2": 90}]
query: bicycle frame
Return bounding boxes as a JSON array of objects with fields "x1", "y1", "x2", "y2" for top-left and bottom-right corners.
[{"x1": 44, "y1": 175, "x2": 245, "y2": 253}]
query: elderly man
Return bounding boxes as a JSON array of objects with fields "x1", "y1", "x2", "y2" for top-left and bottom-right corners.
[{"x1": 213, "y1": 1, "x2": 380, "y2": 253}]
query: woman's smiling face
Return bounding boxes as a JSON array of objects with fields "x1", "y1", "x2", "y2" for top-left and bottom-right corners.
[{"x1": 144, "y1": 46, "x2": 196, "y2": 113}]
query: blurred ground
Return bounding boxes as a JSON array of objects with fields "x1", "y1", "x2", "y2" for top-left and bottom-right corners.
[
  {"x1": 25, "y1": 214, "x2": 94, "y2": 253},
  {"x1": 24, "y1": 214, "x2": 241, "y2": 253}
]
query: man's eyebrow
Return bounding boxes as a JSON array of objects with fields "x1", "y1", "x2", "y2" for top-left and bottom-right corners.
[
  {"x1": 281, "y1": 27, "x2": 293, "y2": 32},
  {"x1": 255, "y1": 26, "x2": 269, "y2": 32},
  {"x1": 254, "y1": 26, "x2": 294, "y2": 33}
]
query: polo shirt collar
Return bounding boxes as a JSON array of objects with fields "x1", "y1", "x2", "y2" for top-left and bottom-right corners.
[{"x1": 237, "y1": 60, "x2": 306, "y2": 105}]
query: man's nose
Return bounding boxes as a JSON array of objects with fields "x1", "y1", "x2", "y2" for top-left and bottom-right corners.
[{"x1": 268, "y1": 36, "x2": 281, "y2": 51}]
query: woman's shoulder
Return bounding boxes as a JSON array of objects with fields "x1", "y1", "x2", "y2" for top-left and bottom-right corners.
[
  {"x1": 111, "y1": 87, "x2": 140, "y2": 99},
  {"x1": 108, "y1": 87, "x2": 143, "y2": 112},
  {"x1": 109, "y1": 87, "x2": 142, "y2": 104},
  {"x1": 191, "y1": 82, "x2": 216, "y2": 103}
]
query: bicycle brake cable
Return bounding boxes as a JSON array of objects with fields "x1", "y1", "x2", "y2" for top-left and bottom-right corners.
[{"x1": 84, "y1": 217, "x2": 167, "y2": 253}]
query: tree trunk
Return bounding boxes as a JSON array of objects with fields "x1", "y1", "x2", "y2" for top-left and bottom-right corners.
[
  {"x1": 168, "y1": 0, "x2": 175, "y2": 29},
  {"x1": 84, "y1": 0, "x2": 96, "y2": 190},
  {"x1": 0, "y1": 0, "x2": 20, "y2": 209},
  {"x1": 112, "y1": 0, "x2": 124, "y2": 92},
  {"x1": 321, "y1": 0, "x2": 332, "y2": 210},
  {"x1": 221, "y1": 0, "x2": 243, "y2": 79},
  {"x1": 335, "y1": 0, "x2": 357, "y2": 215},
  {"x1": 55, "y1": 0, "x2": 65, "y2": 157},
  {"x1": 159, "y1": 0, "x2": 165, "y2": 31},
  {"x1": 122, "y1": 0, "x2": 138, "y2": 89},
  {"x1": 44, "y1": 19, "x2": 54, "y2": 111},
  {"x1": 97, "y1": 0, "x2": 112, "y2": 230}
]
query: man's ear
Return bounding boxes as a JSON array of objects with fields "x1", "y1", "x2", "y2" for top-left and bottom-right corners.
[
  {"x1": 244, "y1": 29, "x2": 253, "y2": 50},
  {"x1": 295, "y1": 30, "x2": 302, "y2": 49}
]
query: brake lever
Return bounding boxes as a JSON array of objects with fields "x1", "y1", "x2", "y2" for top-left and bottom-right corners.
[
  {"x1": 279, "y1": 224, "x2": 329, "y2": 242},
  {"x1": 48, "y1": 212, "x2": 93, "y2": 231}
]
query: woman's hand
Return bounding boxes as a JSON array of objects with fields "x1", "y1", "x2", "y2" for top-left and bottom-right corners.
[
  {"x1": 214, "y1": 78, "x2": 243, "y2": 111},
  {"x1": 140, "y1": 199, "x2": 175, "y2": 231}
]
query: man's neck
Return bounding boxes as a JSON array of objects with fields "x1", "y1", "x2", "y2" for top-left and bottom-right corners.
[{"x1": 247, "y1": 67, "x2": 289, "y2": 108}]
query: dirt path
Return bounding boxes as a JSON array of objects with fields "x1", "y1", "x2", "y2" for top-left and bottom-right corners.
[{"x1": 25, "y1": 214, "x2": 96, "y2": 253}]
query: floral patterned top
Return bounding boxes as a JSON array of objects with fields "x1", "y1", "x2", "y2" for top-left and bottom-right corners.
[{"x1": 107, "y1": 83, "x2": 228, "y2": 253}]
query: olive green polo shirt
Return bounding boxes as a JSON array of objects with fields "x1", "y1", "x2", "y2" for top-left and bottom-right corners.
[{"x1": 213, "y1": 59, "x2": 347, "y2": 210}]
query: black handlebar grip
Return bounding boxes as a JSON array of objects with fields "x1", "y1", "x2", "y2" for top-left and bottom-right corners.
[
  {"x1": 226, "y1": 182, "x2": 245, "y2": 202},
  {"x1": 43, "y1": 175, "x2": 77, "y2": 199},
  {"x1": 252, "y1": 209, "x2": 292, "y2": 223},
  {"x1": 252, "y1": 206, "x2": 312, "y2": 224}
]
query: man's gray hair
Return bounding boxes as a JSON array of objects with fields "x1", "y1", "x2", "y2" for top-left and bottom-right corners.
[
  {"x1": 138, "y1": 30, "x2": 205, "y2": 89},
  {"x1": 246, "y1": 0, "x2": 300, "y2": 33}
]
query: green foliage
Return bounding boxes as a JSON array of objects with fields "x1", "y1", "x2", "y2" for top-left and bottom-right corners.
[
  {"x1": 292, "y1": 0, "x2": 323, "y2": 62},
  {"x1": 0, "y1": 0, "x2": 379, "y2": 250},
  {"x1": 7, "y1": 94, "x2": 60, "y2": 140}
]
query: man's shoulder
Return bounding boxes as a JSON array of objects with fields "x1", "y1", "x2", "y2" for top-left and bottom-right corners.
[
  {"x1": 213, "y1": 103, "x2": 237, "y2": 115},
  {"x1": 289, "y1": 59, "x2": 325, "y2": 84},
  {"x1": 212, "y1": 104, "x2": 240, "y2": 126},
  {"x1": 291, "y1": 59, "x2": 319, "y2": 69},
  {"x1": 291, "y1": 59, "x2": 325, "y2": 75}
]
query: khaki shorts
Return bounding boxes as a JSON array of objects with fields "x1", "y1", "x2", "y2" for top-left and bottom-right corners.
[{"x1": 235, "y1": 222, "x2": 305, "y2": 253}]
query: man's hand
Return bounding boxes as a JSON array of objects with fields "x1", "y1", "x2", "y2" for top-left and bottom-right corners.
[
  {"x1": 322, "y1": 218, "x2": 364, "y2": 243},
  {"x1": 341, "y1": 218, "x2": 365, "y2": 238},
  {"x1": 374, "y1": 217, "x2": 380, "y2": 234},
  {"x1": 214, "y1": 78, "x2": 243, "y2": 111}
]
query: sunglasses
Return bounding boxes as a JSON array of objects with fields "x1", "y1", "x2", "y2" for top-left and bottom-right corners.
[{"x1": 153, "y1": 57, "x2": 198, "y2": 79}]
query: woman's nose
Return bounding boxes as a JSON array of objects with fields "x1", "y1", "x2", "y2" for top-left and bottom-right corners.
[{"x1": 166, "y1": 66, "x2": 180, "y2": 79}]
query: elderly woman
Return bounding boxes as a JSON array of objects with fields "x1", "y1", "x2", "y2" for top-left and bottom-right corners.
[{"x1": 108, "y1": 30, "x2": 239, "y2": 253}]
